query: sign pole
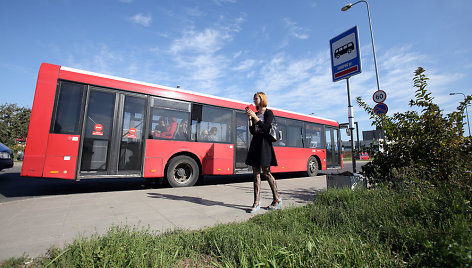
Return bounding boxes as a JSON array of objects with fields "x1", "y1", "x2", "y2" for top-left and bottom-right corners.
[
  {"x1": 346, "y1": 78, "x2": 357, "y2": 173},
  {"x1": 330, "y1": 26, "x2": 362, "y2": 173}
]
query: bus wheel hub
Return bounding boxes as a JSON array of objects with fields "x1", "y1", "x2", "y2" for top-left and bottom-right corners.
[{"x1": 176, "y1": 168, "x2": 186, "y2": 178}]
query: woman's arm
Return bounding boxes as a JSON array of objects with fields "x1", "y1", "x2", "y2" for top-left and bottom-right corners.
[
  {"x1": 249, "y1": 118, "x2": 256, "y2": 134},
  {"x1": 256, "y1": 109, "x2": 273, "y2": 133}
]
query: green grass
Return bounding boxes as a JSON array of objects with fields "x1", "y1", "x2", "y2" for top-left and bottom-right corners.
[{"x1": 2, "y1": 186, "x2": 471, "y2": 267}]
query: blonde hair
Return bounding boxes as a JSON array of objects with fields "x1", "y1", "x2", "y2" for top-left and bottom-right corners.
[{"x1": 254, "y1": 92, "x2": 268, "y2": 108}]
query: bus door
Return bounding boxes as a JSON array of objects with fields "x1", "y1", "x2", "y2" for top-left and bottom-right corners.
[
  {"x1": 234, "y1": 111, "x2": 250, "y2": 172},
  {"x1": 325, "y1": 127, "x2": 341, "y2": 168},
  {"x1": 79, "y1": 87, "x2": 146, "y2": 177}
]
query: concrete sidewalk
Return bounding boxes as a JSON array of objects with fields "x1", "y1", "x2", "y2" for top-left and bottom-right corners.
[{"x1": 0, "y1": 175, "x2": 327, "y2": 260}]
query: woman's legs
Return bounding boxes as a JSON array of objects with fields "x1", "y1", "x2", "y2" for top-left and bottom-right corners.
[
  {"x1": 252, "y1": 166, "x2": 262, "y2": 207},
  {"x1": 262, "y1": 167, "x2": 279, "y2": 202}
]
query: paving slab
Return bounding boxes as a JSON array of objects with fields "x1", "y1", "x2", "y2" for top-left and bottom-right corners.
[{"x1": 0, "y1": 175, "x2": 326, "y2": 260}]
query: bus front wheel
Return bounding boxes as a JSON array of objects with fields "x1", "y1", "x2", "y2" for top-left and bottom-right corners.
[
  {"x1": 307, "y1": 156, "x2": 319, "y2": 177},
  {"x1": 166, "y1": 156, "x2": 199, "y2": 187}
]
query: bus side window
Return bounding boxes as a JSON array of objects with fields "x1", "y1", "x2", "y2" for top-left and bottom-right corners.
[
  {"x1": 286, "y1": 119, "x2": 303, "y2": 148},
  {"x1": 197, "y1": 106, "x2": 232, "y2": 143},
  {"x1": 273, "y1": 117, "x2": 287, "y2": 147},
  {"x1": 50, "y1": 81, "x2": 85, "y2": 134},
  {"x1": 191, "y1": 104, "x2": 202, "y2": 141},
  {"x1": 149, "y1": 97, "x2": 191, "y2": 141},
  {"x1": 305, "y1": 123, "x2": 324, "y2": 149}
]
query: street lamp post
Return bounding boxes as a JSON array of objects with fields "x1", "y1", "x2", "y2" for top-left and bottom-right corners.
[
  {"x1": 342, "y1": 0, "x2": 380, "y2": 92},
  {"x1": 450, "y1": 92, "x2": 471, "y2": 136}
]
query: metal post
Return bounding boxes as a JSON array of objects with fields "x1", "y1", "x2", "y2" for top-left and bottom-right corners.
[
  {"x1": 346, "y1": 78, "x2": 357, "y2": 173},
  {"x1": 355, "y1": 121, "x2": 360, "y2": 155},
  {"x1": 342, "y1": 0, "x2": 381, "y2": 91},
  {"x1": 364, "y1": 1, "x2": 380, "y2": 91},
  {"x1": 450, "y1": 92, "x2": 471, "y2": 136},
  {"x1": 460, "y1": 93, "x2": 472, "y2": 136},
  {"x1": 466, "y1": 103, "x2": 471, "y2": 136}
]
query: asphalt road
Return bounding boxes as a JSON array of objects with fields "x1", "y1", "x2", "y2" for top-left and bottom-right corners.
[{"x1": 0, "y1": 161, "x2": 365, "y2": 203}]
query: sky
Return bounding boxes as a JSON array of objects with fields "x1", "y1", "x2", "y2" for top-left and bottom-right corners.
[{"x1": 1, "y1": 0, "x2": 471, "y2": 140}]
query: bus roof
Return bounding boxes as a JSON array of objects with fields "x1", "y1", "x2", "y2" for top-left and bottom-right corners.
[{"x1": 57, "y1": 64, "x2": 338, "y2": 126}]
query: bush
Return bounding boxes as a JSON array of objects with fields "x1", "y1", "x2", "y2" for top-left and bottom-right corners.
[{"x1": 357, "y1": 67, "x2": 472, "y2": 192}]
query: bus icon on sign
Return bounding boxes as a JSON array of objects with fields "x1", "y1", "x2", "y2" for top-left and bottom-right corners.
[{"x1": 335, "y1": 42, "x2": 354, "y2": 59}]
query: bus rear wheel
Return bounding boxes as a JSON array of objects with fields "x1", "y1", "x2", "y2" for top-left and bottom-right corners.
[
  {"x1": 166, "y1": 156, "x2": 199, "y2": 187},
  {"x1": 307, "y1": 156, "x2": 318, "y2": 177}
]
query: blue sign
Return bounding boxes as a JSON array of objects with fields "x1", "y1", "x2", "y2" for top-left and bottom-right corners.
[
  {"x1": 330, "y1": 26, "x2": 362, "y2": 82},
  {"x1": 374, "y1": 103, "x2": 388, "y2": 115}
]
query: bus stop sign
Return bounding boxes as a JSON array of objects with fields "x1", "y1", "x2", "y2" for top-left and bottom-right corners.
[{"x1": 330, "y1": 26, "x2": 362, "y2": 82}]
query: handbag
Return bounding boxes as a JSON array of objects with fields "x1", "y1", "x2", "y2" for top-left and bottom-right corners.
[{"x1": 268, "y1": 117, "x2": 282, "y2": 142}]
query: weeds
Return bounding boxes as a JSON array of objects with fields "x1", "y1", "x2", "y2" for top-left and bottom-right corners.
[{"x1": 2, "y1": 186, "x2": 470, "y2": 267}]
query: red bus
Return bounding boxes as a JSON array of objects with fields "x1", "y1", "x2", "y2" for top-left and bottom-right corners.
[{"x1": 21, "y1": 63, "x2": 342, "y2": 187}]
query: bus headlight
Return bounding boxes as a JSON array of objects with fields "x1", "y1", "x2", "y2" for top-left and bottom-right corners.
[{"x1": 0, "y1": 152, "x2": 11, "y2": 159}]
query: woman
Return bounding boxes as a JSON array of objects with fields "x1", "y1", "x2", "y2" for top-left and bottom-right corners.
[{"x1": 245, "y1": 92, "x2": 281, "y2": 213}]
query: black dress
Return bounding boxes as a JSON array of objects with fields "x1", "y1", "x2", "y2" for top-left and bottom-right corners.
[{"x1": 245, "y1": 109, "x2": 278, "y2": 167}]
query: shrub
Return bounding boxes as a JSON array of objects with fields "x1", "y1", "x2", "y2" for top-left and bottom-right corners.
[{"x1": 357, "y1": 67, "x2": 472, "y2": 192}]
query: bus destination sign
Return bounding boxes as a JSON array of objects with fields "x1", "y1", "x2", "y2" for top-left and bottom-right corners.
[{"x1": 330, "y1": 26, "x2": 362, "y2": 82}]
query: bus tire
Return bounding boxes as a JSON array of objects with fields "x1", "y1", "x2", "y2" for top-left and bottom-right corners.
[
  {"x1": 166, "y1": 156, "x2": 199, "y2": 187},
  {"x1": 307, "y1": 156, "x2": 318, "y2": 177}
]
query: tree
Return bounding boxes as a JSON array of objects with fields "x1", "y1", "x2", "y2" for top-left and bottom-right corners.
[
  {"x1": 357, "y1": 67, "x2": 472, "y2": 191},
  {"x1": 0, "y1": 103, "x2": 31, "y2": 146}
]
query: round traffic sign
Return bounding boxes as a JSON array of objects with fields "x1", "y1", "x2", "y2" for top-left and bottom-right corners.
[
  {"x1": 94, "y1": 124, "x2": 103, "y2": 132},
  {"x1": 373, "y1": 90, "x2": 387, "y2": 103},
  {"x1": 374, "y1": 103, "x2": 388, "y2": 115},
  {"x1": 129, "y1": 128, "x2": 136, "y2": 134}
]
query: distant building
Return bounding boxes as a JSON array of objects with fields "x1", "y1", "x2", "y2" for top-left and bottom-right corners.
[
  {"x1": 362, "y1": 129, "x2": 386, "y2": 152},
  {"x1": 342, "y1": 129, "x2": 384, "y2": 154},
  {"x1": 362, "y1": 130, "x2": 383, "y2": 141}
]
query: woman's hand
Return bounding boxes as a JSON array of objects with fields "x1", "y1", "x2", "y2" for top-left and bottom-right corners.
[{"x1": 245, "y1": 107, "x2": 256, "y2": 119}]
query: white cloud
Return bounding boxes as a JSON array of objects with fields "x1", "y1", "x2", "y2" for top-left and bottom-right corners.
[
  {"x1": 165, "y1": 15, "x2": 245, "y2": 92},
  {"x1": 170, "y1": 28, "x2": 230, "y2": 54},
  {"x1": 167, "y1": 28, "x2": 231, "y2": 92},
  {"x1": 232, "y1": 59, "x2": 256, "y2": 71},
  {"x1": 65, "y1": 44, "x2": 124, "y2": 75},
  {"x1": 233, "y1": 51, "x2": 242, "y2": 59},
  {"x1": 129, "y1": 13, "x2": 152, "y2": 27},
  {"x1": 283, "y1": 18, "x2": 310, "y2": 40},
  {"x1": 256, "y1": 53, "x2": 316, "y2": 93}
]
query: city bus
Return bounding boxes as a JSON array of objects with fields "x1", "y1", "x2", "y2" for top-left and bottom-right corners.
[{"x1": 21, "y1": 63, "x2": 342, "y2": 187}]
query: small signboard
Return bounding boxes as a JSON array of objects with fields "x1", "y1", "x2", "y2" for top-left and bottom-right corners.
[
  {"x1": 373, "y1": 90, "x2": 387, "y2": 103},
  {"x1": 92, "y1": 124, "x2": 103, "y2": 136},
  {"x1": 330, "y1": 26, "x2": 362, "y2": 82},
  {"x1": 127, "y1": 128, "x2": 137, "y2": 139},
  {"x1": 374, "y1": 103, "x2": 388, "y2": 115}
]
